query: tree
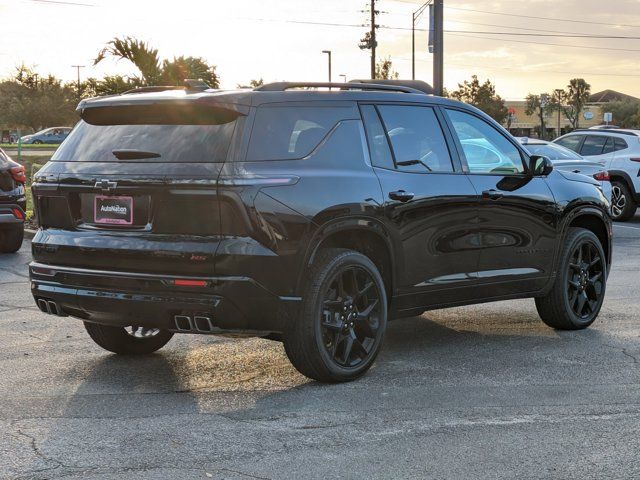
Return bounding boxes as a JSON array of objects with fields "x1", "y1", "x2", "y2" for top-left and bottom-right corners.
[
  {"x1": 602, "y1": 101, "x2": 640, "y2": 129},
  {"x1": 0, "y1": 66, "x2": 78, "y2": 132},
  {"x1": 525, "y1": 93, "x2": 550, "y2": 139},
  {"x1": 237, "y1": 78, "x2": 264, "y2": 89},
  {"x1": 94, "y1": 36, "x2": 219, "y2": 89},
  {"x1": 450, "y1": 75, "x2": 508, "y2": 124},
  {"x1": 562, "y1": 78, "x2": 591, "y2": 129},
  {"x1": 375, "y1": 57, "x2": 399, "y2": 80}
]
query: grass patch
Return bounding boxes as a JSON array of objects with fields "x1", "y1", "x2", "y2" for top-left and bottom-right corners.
[{"x1": 1, "y1": 143, "x2": 59, "y2": 149}]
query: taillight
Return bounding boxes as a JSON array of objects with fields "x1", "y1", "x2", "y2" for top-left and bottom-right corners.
[
  {"x1": 11, "y1": 208, "x2": 24, "y2": 220},
  {"x1": 9, "y1": 165, "x2": 26, "y2": 184},
  {"x1": 169, "y1": 279, "x2": 208, "y2": 287},
  {"x1": 593, "y1": 171, "x2": 610, "y2": 182}
]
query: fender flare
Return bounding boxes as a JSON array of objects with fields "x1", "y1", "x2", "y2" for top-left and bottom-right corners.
[
  {"x1": 608, "y1": 169, "x2": 637, "y2": 196},
  {"x1": 296, "y1": 216, "x2": 398, "y2": 295}
]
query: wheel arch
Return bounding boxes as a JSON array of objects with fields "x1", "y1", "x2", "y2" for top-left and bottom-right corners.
[
  {"x1": 299, "y1": 217, "x2": 396, "y2": 301},
  {"x1": 561, "y1": 207, "x2": 612, "y2": 272},
  {"x1": 608, "y1": 169, "x2": 636, "y2": 196}
]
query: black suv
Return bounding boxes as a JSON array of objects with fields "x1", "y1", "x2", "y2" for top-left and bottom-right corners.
[
  {"x1": 0, "y1": 148, "x2": 26, "y2": 253},
  {"x1": 30, "y1": 81, "x2": 612, "y2": 382}
]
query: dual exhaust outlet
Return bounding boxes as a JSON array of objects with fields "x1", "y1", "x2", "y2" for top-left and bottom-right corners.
[
  {"x1": 174, "y1": 315, "x2": 216, "y2": 333},
  {"x1": 36, "y1": 298, "x2": 67, "y2": 317}
]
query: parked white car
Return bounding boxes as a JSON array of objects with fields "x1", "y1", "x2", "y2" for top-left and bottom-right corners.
[
  {"x1": 553, "y1": 128, "x2": 640, "y2": 221},
  {"x1": 519, "y1": 138, "x2": 612, "y2": 203}
]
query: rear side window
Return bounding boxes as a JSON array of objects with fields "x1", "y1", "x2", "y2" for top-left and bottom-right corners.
[
  {"x1": 555, "y1": 135, "x2": 583, "y2": 153},
  {"x1": 377, "y1": 105, "x2": 454, "y2": 173},
  {"x1": 360, "y1": 105, "x2": 394, "y2": 169},
  {"x1": 246, "y1": 105, "x2": 355, "y2": 161},
  {"x1": 603, "y1": 137, "x2": 615, "y2": 155},
  {"x1": 53, "y1": 104, "x2": 241, "y2": 163},
  {"x1": 615, "y1": 138, "x2": 628, "y2": 151},
  {"x1": 580, "y1": 135, "x2": 608, "y2": 156}
]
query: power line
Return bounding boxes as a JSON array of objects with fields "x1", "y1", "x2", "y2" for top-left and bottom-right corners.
[
  {"x1": 27, "y1": 0, "x2": 95, "y2": 6},
  {"x1": 445, "y1": 6, "x2": 640, "y2": 29},
  {"x1": 445, "y1": 30, "x2": 640, "y2": 40},
  {"x1": 447, "y1": 32, "x2": 640, "y2": 53}
]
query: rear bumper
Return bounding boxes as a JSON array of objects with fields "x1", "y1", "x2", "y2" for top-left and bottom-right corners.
[
  {"x1": 0, "y1": 203, "x2": 26, "y2": 226},
  {"x1": 29, "y1": 263, "x2": 300, "y2": 334}
]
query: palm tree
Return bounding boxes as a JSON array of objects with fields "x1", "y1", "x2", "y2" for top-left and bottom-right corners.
[
  {"x1": 94, "y1": 37, "x2": 161, "y2": 85},
  {"x1": 93, "y1": 37, "x2": 220, "y2": 90}
]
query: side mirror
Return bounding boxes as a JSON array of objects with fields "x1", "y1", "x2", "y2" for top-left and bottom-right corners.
[{"x1": 529, "y1": 155, "x2": 553, "y2": 176}]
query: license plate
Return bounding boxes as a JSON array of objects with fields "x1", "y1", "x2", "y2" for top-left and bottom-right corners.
[{"x1": 94, "y1": 195, "x2": 133, "y2": 225}]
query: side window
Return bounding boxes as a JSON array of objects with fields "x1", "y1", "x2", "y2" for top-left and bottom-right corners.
[
  {"x1": 602, "y1": 137, "x2": 615, "y2": 155},
  {"x1": 247, "y1": 105, "x2": 354, "y2": 161},
  {"x1": 360, "y1": 105, "x2": 394, "y2": 169},
  {"x1": 580, "y1": 135, "x2": 607, "y2": 156},
  {"x1": 377, "y1": 105, "x2": 454, "y2": 173},
  {"x1": 615, "y1": 138, "x2": 628, "y2": 151},
  {"x1": 555, "y1": 135, "x2": 583, "y2": 153},
  {"x1": 445, "y1": 109, "x2": 525, "y2": 174}
]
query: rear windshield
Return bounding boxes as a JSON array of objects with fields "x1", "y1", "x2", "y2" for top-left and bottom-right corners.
[
  {"x1": 246, "y1": 105, "x2": 356, "y2": 161},
  {"x1": 52, "y1": 104, "x2": 240, "y2": 163}
]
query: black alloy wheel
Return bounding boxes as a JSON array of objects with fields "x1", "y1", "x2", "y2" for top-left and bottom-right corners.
[
  {"x1": 566, "y1": 240, "x2": 604, "y2": 320},
  {"x1": 320, "y1": 265, "x2": 382, "y2": 368}
]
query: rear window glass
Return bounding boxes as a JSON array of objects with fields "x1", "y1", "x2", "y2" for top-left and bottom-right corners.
[
  {"x1": 52, "y1": 104, "x2": 240, "y2": 163},
  {"x1": 615, "y1": 138, "x2": 628, "y2": 151},
  {"x1": 246, "y1": 105, "x2": 355, "y2": 161}
]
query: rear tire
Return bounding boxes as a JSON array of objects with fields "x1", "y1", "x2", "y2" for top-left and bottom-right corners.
[
  {"x1": 84, "y1": 322, "x2": 173, "y2": 354},
  {"x1": 535, "y1": 228, "x2": 607, "y2": 330},
  {"x1": 611, "y1": 180, "x2": 636, "y2": 221},
  {"x1": 0, "y1": 226, "x2": 24, "y2": 253},
  {"x1": 283, "y1": 248, "x2": 388, "y2": 383}
]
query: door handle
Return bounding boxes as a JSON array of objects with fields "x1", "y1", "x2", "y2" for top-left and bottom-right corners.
[
  {"x1": 389, "y1": 190, "x2": 415, "y2": 202},
  {"x1": 482, "y1": 189, "x2": 503, "y2": 200}
]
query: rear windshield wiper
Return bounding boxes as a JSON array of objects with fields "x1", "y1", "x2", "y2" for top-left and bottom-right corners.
[{"x1": 112, "y1": 149, "x2": 161, "y2": 160}]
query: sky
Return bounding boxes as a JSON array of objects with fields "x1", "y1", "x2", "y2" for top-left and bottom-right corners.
[{"x1": 1, "y1": 0, "x2": 640, "y2": 100}]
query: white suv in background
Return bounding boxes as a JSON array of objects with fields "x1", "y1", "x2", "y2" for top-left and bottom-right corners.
[{"x1": 554, "y1": 128, "x2": 640, "y2": 221}]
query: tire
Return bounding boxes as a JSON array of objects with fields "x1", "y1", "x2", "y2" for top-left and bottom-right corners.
[
  {"x1": 32, "y1": 139, "x2": 42, "y2": 144},
  {"x1": 0, "y1": 226, "x2": 24, "y2": 253},
  {"x1": 283, "y1": 248, "x2": 388, "y2": 383},
  {"x1": 611, "y1": 180, "x2": 636, "y2": 221},
  {"x1": 535, "y1": 228, "x2": 607, "y2": 330},
  {"x1": 84, "y1": 322, "x2": 173, "y2": 354}
]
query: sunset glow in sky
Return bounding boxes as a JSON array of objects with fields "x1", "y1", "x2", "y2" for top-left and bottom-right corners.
[{"x1": 1, "y1": 0, "x2": 640, "y2": 99}]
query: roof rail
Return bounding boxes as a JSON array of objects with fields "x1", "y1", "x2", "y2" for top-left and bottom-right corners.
[
  {"x1": 570, "y1": 128, "x2": 639, "y2": 137},
  {"x1": 349, "y1": 79, "x2": 434, "y2": 95},
  {"x1": 122, "y1": 79, "x2": 211, "y2": 96},
  {"x1": 254, "y1": 82, "x2": 425, "y2": 95}
]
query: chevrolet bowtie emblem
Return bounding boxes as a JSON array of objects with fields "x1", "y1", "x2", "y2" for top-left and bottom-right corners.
[{"x1": 95, "y1": 179, "x2": 118, "y2": 192}]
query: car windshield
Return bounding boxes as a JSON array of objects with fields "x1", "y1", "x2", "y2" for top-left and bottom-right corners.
[{"x1": 524, "y1": 143, "x2": 582, "y2": 161}]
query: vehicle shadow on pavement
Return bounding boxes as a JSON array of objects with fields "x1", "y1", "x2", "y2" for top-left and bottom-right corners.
[{"x1": 19, "y1": 310, "x2": 622, "y2": 478}]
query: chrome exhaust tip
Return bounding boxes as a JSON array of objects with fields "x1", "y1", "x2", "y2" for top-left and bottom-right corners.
[
  {"x1": 37, "y1": 298, "x2": 50, "y2": 314},
  {"x1": 174, "y1": 315, "x2": 193, "y2": 332},
  {"x1": 193, "y1": 316, "x2": 213, "y2": 333}
]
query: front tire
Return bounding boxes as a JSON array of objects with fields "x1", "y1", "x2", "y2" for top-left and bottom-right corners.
[
  {"x1": 535, "y1": 228, "x2": 607, "y2": 330},
  {"x1": 611, "y1": 180, "x2": 636, "y2": 221},
  {"x1": 283, "y1": 248, "x2": 388, "y2": 383},
  {"x1": 0, "y1": 226, "x2": 24, "y2": 253},
  {"x1": 84, "y1": 322, "x2": 173, "y2": 354}
]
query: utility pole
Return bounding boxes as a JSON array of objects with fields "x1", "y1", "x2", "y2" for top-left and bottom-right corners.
[
  {"x1": 370, "y1": 0, "x2": 376, "y2": 79},
  {"x1": 432, "y1": 0, "x2": 444, "y2": 96},
  {"x1": 411, "y1": 1, "x2": 431, "y2": 81},
  {"x1": 359, "y1": 0, "x2": 379, "y2": 80},
  {"x1": 72, "y1": 65, "x2": 85, "y2": 100},
  {"x1": 321, "y1": 50, "x2": 332, "y2": 83}
]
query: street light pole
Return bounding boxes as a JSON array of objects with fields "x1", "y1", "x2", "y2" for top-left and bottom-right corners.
[
  {"x1": 433, "y1": 0, "x2": 444, "y2": 96},
  {"x1": 321, "y1": 50, "x2": 332, "y2": 83},
  {"x1": 411, "y1": 1, "x2": 431, "y2": 81},
  {"x1": 339, "y1": 74, "x2": 347, "y2": 83}
]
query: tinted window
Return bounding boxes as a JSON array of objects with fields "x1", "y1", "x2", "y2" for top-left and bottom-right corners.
[
  {"x1": 615, "y1": 138, "x2": 628, "y2": 151},
  {"x1": 580, "y1": 135, "x2": 608, "y2": 156},
  {"x1": 555, "y1": 135, "x2": 583, "y2": 153},
  {"x1": 377, "y1": 105, "x2": 453, "y2": 173},
  {"x1": 446, "y1": 109, "x2": 524, "y2": 174},
  {"x1": 360, "y1": 105, "x2": 394, "y2": 169},
  {"x1": 602, "y1": 137, "x2": 615, "y2": 155},
  {"x1": 52, "y1": 119, "x2": 237, "y2": 163},
  {"x1": 247, "y1": 105, "x2": 354, "y2": 161}
]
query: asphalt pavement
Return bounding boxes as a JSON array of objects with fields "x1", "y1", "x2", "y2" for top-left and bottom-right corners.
[{"x1": 1, "y1": 220, "x2": 639, "y2": 479}]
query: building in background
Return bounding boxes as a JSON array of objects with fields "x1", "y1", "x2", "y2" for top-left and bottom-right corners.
[{"x1": 505, "y1": 90, "x2": 639, "y2": 139}]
